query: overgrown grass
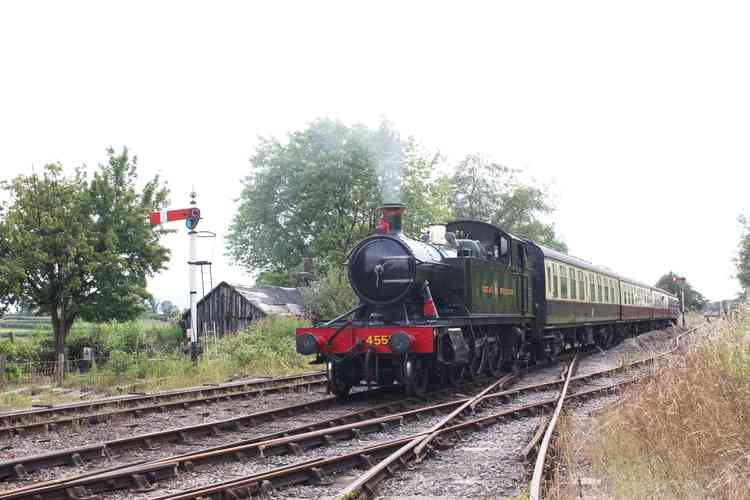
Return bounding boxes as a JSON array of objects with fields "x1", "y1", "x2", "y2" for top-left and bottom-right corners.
[
  {"x1": 585, "y1": 311, "x2": 750, "y2": 498},
  {"x1": 64, "y1": 316, "x2": 312, "y2": 395}
]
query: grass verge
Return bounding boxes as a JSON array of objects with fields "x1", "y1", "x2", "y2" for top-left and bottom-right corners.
[
  {"x1": 575, "y1": 312, "x2": 750, "y2": 498},
  {"x1": 1, "y1": 316, "x2": 313, "y2": 410}
]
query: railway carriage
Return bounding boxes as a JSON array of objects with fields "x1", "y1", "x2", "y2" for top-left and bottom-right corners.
[{"x1": 296, "y1": 204, "x2": 679, "y2": 400}]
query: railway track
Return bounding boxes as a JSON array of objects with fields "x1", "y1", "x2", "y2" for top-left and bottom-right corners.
[
  {"x1": 0, "y1": 324, "x2": 706, "y2": 500},
  {"x1": 0, "y1": 371, "x2": 326, "y2": 437},
  {"x1": 148, "y1": 366, "x2": 638, "y2": 500},
  {"x1": 0, "y1": 326, "x2": 692, "y2": 500},
  {"x1": 0, "y1": 352, "x2": 584, "y2": 483}
]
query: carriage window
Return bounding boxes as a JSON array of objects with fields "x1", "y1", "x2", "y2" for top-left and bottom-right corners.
[
  {"x1": 546, "y1": 265, "x2": 552, "y2": 295},
  {"x1": 604, "y1": 280, "x2": 609, "y2": 302},
  {"x1": 590, "y1": 273, "x2": 596, "y2": 302},
  {"x1": 552, "y1": 264, "x2": 559, "y2": 298},
  {"x1": 560, "y1": 265, "x2": 568, "y2": 299},
  {"x1": 569, "y1": 268, "x2": 577, "y2": 300},
  {"x1": 578, "y1": 271, "x2": 585, "y2": 300}
]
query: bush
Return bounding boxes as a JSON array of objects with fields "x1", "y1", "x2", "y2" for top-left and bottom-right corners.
[
  {"x1": 0, "y1": 329, "x2": 55, "y2": 367},
  {"x1": 220, "y1": 316, "x2": 312, "y2": 373},
  {"x1": 301, "y1": 265, "x2": 357, "y2": 322},
  {"x1": 66, "y1": 320, "x2": 182, "y2": 359}
]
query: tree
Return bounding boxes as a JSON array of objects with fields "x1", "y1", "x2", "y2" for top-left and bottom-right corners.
[
  {"x1": 737, "y1": 215, "x2": 750, "y2": 294},
  {"x1": 0, "y1": 149, "x2": 170, "y2": 378},
  {"x1": 449, "y1": 154, "x2": 567, "y2": 252},
  {"x1": 145, "y1": 296, "x2": 161, "y2": 315},
  {"x1": 159, "y1": 300, "x2": 180, "y2": 318},
  {"x1": 400, "y1": 140, "x2": 453, "y2": 236},
  {"x1": 226, "y1": 119, "x2": 384, "y2": 275},
  {"x1": 227, "y1": 119, "x2": 568, "y2": 277},
  {"x1": 255, "y1": 270, "x2": 299, "y2": 287},
  {"x1": 655, "y1": 272, "x2": 708, "y2": 311}
]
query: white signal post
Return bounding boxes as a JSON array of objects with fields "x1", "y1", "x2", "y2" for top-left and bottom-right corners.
[
  {"x1": 188, "y1": 191, "x2": 198, "y2": 361},
  {"x1": 148, "y1": 192, "x2": 202, "y2": 361}
]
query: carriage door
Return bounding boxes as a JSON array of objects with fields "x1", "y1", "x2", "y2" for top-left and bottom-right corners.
[{"x1": 513, "y1": 242, "x2": 528, "y2": 313}]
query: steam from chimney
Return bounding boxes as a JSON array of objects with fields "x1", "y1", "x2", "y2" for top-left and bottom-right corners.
[{"x1": 366, "y1": 121, "x2": 405, "y2": 205}]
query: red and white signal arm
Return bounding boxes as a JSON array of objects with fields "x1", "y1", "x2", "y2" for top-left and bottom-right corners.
[{"x1": 149, "y1": 207, "x2": 200, "y2": 226}]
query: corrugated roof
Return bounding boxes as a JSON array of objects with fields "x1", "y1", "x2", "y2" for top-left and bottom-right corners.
[{"x1": 197, "y1": 281, "x2": 304, "y2": 316}]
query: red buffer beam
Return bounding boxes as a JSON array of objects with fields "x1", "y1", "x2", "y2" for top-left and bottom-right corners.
[{"x1": 148, "y1": 207, "x2": 200, "y2": 226}]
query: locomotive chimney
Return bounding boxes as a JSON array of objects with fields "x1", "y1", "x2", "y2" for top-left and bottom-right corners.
[{"x1": 379, "y1": 202, "x2": 406, "y2": 234}]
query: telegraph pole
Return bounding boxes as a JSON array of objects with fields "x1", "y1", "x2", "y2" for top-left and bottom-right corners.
[
  {"x1": 680, "y1": 284, "x2": 686, "y2": 328},
  {"x1": 672, "y1": 274, "x2": 687, "y2": 328}
]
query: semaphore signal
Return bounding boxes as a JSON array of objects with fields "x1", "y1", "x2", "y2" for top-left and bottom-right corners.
[{"x1": 148, "y1": 192, "x2": 202, "y2": 360}]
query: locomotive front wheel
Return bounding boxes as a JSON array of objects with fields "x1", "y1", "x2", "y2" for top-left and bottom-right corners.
[
  {"x1": 327, "y1": 362, "x2": 353, "y2": 402},
  {"x1": 404, "y1": 358, "x2": 429, "y2": 397}
]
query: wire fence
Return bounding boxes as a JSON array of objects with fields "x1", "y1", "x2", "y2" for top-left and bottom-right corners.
[{"x1": 1, "y1": 342, "x2": 221, "y2": 388}]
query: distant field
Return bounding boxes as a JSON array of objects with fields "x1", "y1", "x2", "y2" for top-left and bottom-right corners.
[
  {"x1": 0, "y1": 316, "x2": 53, "y2": 340},
  {"x1": 0, "y1": 315, "x2": 52, "y2": 329}
]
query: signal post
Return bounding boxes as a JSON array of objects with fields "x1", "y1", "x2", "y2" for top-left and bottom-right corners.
[{"x1": 148, "y1": 192, "x2": 201, "y2": 361}]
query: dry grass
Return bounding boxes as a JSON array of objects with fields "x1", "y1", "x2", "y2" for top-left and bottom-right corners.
[{"x1": 584, "y1": 313, "x2": 750, "y2": 499}]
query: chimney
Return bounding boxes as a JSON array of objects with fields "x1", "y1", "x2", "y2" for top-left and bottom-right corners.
[{"x1": 379, "y1": 203, "x2": 406, "y2": 234}]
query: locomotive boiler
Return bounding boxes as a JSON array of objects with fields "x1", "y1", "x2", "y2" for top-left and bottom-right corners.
[{"x1": 296, "y1": 203, "x2": 679, "y2": 400}]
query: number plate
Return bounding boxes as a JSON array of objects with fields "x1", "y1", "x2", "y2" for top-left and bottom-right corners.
[{"x1": 365, "y1": 335, "x2": 389, "y2": 346}]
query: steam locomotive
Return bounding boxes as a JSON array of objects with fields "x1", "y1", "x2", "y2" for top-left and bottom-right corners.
[{"x1": 295, "y1": 203, "x2": 680, "y2": 399}]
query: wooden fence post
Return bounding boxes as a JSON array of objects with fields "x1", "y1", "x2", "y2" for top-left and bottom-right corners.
[
  {"x1": 0, "y1": 354, "x2": 7, "y2": 387},
  {"x1": 55, "y1": 353, "x2": 65, "y2": 383}
]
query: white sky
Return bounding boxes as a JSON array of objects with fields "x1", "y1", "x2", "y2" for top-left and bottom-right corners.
[{"x1": 1, "y1": 1, "x2": 747, "y2": 308}]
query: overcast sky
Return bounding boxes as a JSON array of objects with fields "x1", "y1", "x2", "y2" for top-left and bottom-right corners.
[{"x1": 1, "y1": 1, "x2": 747, "y2": 308}]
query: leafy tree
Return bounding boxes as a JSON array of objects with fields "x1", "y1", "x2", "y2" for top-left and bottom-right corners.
[
  {"x1": 0, "y1": 149, "x2": 170, "y2": 378},
  {"x1": 255, "y1": 270, "x2": 299, "y2": 287},
  {"x1": 226, "y1": 119, "x2": 383, "y2": 274},
  {"x1": 737, "y1": 215, "x2": 750, "y2": 293},
  {"x1": 400, "y1": 140, "x2": 453, "y2": 236},
  {"x1": 145, "y1": 297, "x2": 161, "y2": 315},
  {"x1": 227, "y1": 120, "x2": 568, "y2": 279},
  {"x1": 655, "y1": 272, "x2": 708, "y2": 311},
  {"x1": 448, "y1": 154, "x2": 567, "y2": 252},
  {"x1": 159, "y1": 300, "x2": 180, "y2": 318}
]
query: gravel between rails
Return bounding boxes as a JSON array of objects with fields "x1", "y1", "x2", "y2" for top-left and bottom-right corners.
[
  {"x1": 108, "y1": 408, "x2": 450, "y2": 500},
  {"x1": 368, "y1": 327, "x2": 692, "y2": 499},
  {"x1": 0, "y1": 388, "x2": 330, "y2": 492}
]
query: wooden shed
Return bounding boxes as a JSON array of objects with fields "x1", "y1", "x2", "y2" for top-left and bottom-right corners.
[{"x1": 183, "y1": 281, "x2": 304, "y2": 337}]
